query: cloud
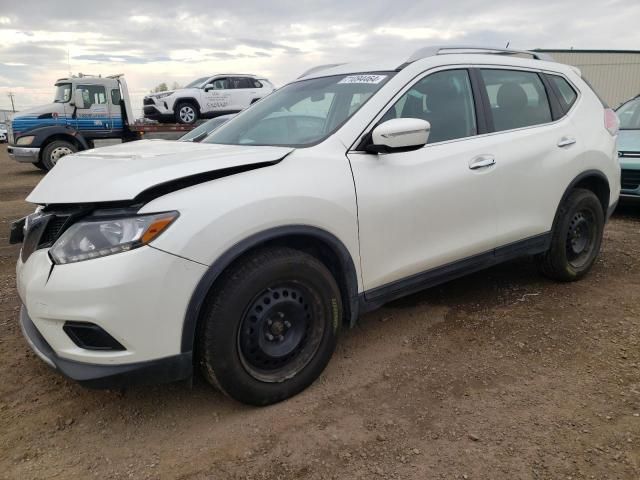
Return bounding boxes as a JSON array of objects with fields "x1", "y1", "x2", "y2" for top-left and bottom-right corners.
[{"x1": 0, "y1": 0, "x2": 639, "y2": 114}]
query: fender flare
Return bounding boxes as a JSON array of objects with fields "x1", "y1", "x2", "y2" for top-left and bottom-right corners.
[
  {"x1": 19, "y1": 125, "x2": 90, "y2": 150},
  {"x1": 172, "y1": 97, "x2": 202, "y2": 113},
  {"x1": 180, "y1": 225, "x2": 360, "y2": 353},
  {"x1": 552, "y1": 169, "x2": 610, "y2": 229}
]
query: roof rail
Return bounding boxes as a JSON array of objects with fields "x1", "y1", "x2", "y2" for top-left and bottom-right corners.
[
  {"x1": 298, "y1": 63, "x2": 346, "y2": 79},
  {"x1": 402, "y1": 45, "x2": 555, "y2": 67}
]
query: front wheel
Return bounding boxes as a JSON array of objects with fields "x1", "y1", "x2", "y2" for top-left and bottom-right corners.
[
  {"x1": 536, "y1": 188, "x2": 605, "y2": 282},
  {"x1": 175, "y1": 102, "x2": 198, "y2": 124},
  {"x1": 198, "y1": 247, "x2": 342, "y2": 405},
  {"x1": 41, "y1": 140, "x2": 77, "y2": 170}
]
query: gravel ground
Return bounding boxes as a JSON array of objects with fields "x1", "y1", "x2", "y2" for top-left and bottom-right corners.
[{"x1": 1, "y1": 144, "x2": 639, "y2": 479}]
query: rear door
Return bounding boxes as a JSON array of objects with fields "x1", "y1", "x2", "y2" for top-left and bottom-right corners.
[
  {"x1": 474, "y1": 67, "x2": 579, "y2": 247},
  {"x1": 231, "y1": 77, "x2": 258, "y2": 110}
]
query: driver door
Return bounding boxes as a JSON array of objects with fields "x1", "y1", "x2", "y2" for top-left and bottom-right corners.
[
  {"x1": 203, "y1": 77, "x2": 232, "y2": 114},
  {"x1": 347, "y1": 68, "x2": 500, "y2": 297},
  {"x1": 73, "y1": 84, "x2": 112, "y2": 135}
]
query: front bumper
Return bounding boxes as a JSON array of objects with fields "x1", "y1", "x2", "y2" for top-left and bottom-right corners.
[
  {"x1": 17, "y1": 245, "x2": 207, "y2": 371},
  {"x1": 20, "y1": 305, "x2": 192, "y2": 388},
  {"x1": 8, "y1": 145, "x2": 40, "y2": 163}
]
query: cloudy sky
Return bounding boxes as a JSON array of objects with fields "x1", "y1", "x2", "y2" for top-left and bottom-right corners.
[{"x1": 0, "y1": 0, "x2": 638, "y2": 117}]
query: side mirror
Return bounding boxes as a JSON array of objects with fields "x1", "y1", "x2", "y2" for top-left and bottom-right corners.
[
  {"x1": 204, "y1": 84, "x2": 213, "y2": 92},
  {"x1": 366, "y1": 118, "x2": 430, "y2": 154},
  {"x1": 73, "y1": 90, "x2": 85, "y2": 109}
]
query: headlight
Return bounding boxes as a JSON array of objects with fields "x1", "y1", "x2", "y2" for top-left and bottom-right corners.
[
  {"x1": 154, "y1": 92, "x2": 172, "y2": 99},
  {"x1": 16, "y1": 135, "x2": 35, "y2": 146},
  {"x1": 50, "y1": 211, "x2": 179, "y2": 265}
]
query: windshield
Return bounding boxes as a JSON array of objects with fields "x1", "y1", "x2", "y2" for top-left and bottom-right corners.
[
  {"x1": 203, "y1": 72, "x2": 394, "y2": 147},
  {"x1": 185, "y1": 76, "x2": 211, "y2": 89},
  {"x1": 54, "y1": 83, "x2": 72, "y2": 103},
  {"x1": 617, "y1": 98, "x2": 640, "y2": 130}
]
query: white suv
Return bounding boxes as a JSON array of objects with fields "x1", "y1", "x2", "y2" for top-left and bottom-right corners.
[
  {"x1": 143, "y1": 74, "x2": 275, "y2": 124},
  {"x1": 13, "y1": 46, "x2": 620, "y2": 405}
]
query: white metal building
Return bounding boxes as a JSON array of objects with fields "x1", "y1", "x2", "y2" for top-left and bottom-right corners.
[{"x1": 535, "y1": 49, "x2": 640, "y2": 108}]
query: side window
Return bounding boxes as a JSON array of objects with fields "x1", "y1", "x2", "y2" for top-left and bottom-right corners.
[
  {"x1": 111, "y1": 89, "x2": 121, "y2": 105},
  {"x1": 480, "y1": 69, "x2": 552, "y2": 132},
  {"x1": 548, "y1": 75, "x2": 578, "y2": 111},
  {"x1": 383, "y1": 69, "x2": 477, "y2": 144},
  {"x1": 232, "y1": 77, "x2": 252, "y2": 89},
  {"x1": 76, "y1": 85, "x2": 107, "y2": 107},
  {"x1": 210, "y1": 78, "x2": 230, "y2": 90}
]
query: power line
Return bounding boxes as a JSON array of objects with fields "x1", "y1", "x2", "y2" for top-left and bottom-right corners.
[{"x1": 7, "y1": 92, "x2": 16, "y2": 112}]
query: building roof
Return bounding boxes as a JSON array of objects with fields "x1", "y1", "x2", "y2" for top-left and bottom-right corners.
[{"x1": 534, "y1": 49, "x2": 640, "y2": 55}]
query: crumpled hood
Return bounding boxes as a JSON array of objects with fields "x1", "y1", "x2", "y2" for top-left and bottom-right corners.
[
  {"x1": 618, "y1": 130, "x2": 640, "y2": 153},
  {"x1": 27, "y1": 140, "x2": 293, "y2": 204}
]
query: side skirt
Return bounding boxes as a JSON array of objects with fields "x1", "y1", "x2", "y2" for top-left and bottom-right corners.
[{"x1": 359, "y1": 232, "x2": 551, "y2": 313}]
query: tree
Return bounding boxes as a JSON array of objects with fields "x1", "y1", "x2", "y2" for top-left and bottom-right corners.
[
  {"x1": 171, "y1": 81, "x2": 182, "y2": 90},
  {"x1": 151, "y1": 82, "x2": 168, "y2": 93}
]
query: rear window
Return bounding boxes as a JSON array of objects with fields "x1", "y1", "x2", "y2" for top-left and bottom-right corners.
[
  {"x1": 548, "y1": 75, "x2": 578, "y2": 111},
  {"x1": 616, "y1": 97, "x2": 640, "y2": 130}
]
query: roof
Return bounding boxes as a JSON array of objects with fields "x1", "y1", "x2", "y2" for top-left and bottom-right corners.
[
  {"x1": 300, "y1": 45, "x2": 571, "y2": 81},
  {"x1": 534, "y1": 49, "x2": 640, "y2": 55}
]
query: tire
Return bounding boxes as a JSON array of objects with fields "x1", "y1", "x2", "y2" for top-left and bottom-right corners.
[
  {"x1": 198, "y1": 247, "x2": 342, "y2": 405},
  {"x1": 41, "y1": 140, "x2": 77, "y2": 170},
  {"x1": 536, "y1": 188, "x2": 605, "y2": 282},
  {"x1": 33, "y1": 160, "x2": 47, "y2": 171},
  {"x1": 175, "y1": 102, "x2": 199, "y2": 124}
]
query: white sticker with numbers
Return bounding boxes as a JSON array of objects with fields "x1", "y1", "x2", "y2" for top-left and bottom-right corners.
[{"x1": 338, "y1": 74, "x2": 387, "y2": 85}]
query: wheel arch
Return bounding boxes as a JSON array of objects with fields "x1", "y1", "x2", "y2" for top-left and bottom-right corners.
[
  {"x1": 181, "y1": 225, "x2": 360, "y2": 354},
  {"x1": 556, "y1": 170, "x2": 610, "y2": 223},
  {"x1": 173, "y1": 97, "x2": 202, "y2": 114}
]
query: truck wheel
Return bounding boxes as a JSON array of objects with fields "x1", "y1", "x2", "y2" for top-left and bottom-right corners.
[
  {"x1": 175, "y1": 102, "x2": 198, "y2": 124},
  {"x1": 536, "y1": 188, "x2": 604, "y2": 282},
  {"x1": 42, "y1": 140, "x2": 77, "y2": 170},
  {"x1": 198, "y1": 247, "x2": 342, "y2": 406}
]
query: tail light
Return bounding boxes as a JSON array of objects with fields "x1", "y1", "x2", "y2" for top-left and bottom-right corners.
[{"x1": 604, "y1": 108, "x2": 619, "y2": 136}]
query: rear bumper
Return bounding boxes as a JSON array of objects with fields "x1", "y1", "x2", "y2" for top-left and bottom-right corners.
[
  {"x1": 20, "y1": 305, "x2": 193, "y2": 388},
  {"x1": 8, "y1": 145, "x2": 40, "y2": 163}
]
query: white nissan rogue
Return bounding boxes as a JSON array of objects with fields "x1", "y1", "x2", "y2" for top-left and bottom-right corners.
[{"x1": 13, "y1": 46, "x2": 620, "y2": 405}]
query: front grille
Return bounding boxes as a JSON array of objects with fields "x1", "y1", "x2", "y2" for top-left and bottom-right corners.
[
  {"x1": 39, "y1": 215, "x2": 72, "y2": 246},
  {"x1": 21, "y1": 209, "x2": 82, "y2": 262},
  {"x1": 621, "y1": 169, "x2": 640, "y2": 190},
  {"x1": 143, "y1": 97, "x2": 155, "y2": 106}
]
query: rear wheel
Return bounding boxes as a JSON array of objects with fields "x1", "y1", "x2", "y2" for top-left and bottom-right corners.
[
  {"x1": 175, "y1": 102, "x2": 198, "y2": 124},
  {"x1": 41, "y1": 140, "x2": 77, "y2": 170},
  {"x1": 536, "y1": 188, "x2": 604, "y2": 281},
  {"x1": 198, "y1": 247, "x2": 342, "y2": 405}
]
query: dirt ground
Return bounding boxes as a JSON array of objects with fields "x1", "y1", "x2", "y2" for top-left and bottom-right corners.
[{"x1": 1, "y1": 144, "x2": 639, "y2": 480}]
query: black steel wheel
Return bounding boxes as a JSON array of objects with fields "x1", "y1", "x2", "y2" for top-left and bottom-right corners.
[
  {"x1": 198, "y1": 247, "x2": 342, "y2": 405},
  {"x1": 537, "y1": 188, "x2": 604, "y2": 282}
]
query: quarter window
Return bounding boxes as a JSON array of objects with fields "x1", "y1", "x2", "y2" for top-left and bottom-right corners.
[
  {"x1": 548, "y1": 75, "x2": 578, "y2": 111},
  {"x1": 383, "y1": 69, "x2": 477, "y2": 144},
  {"x1": 480, "y1": 69, "x2": 552, "y2": 132}
]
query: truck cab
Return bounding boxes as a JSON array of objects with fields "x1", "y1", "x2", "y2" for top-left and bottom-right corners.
[{"x1": 8, "y1": 74, "x2": 135, "y2": 170}]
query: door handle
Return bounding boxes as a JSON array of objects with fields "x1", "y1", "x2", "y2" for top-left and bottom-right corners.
[
  {"x1": 557, "y1": 137, "x2": 576, "y2": 148},
  {"x1": 469, "y1": 155, "x2": 496, "y2": 170}
]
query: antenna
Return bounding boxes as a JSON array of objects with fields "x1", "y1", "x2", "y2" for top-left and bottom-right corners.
[{"x1": 505, "y1": 41, "x2": 510, "y2": 48}]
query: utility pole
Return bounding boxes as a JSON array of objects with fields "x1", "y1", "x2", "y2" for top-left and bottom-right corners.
[{"x1": 7, "y1": 92, "x2": 15, "y2": 112}]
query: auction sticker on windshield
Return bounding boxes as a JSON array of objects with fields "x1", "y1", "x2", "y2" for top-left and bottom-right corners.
[{"x1": 338, "y1": 74, "x2": 387, "y2": 84}]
